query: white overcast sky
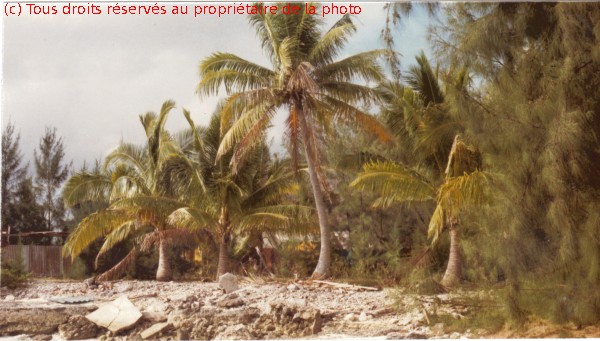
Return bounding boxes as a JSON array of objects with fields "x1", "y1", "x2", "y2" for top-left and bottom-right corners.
[{"x1": 2, "y1": 2, "x2": 432, "y2": 172}]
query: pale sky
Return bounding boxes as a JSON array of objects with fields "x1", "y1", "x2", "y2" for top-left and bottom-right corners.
[{"x1": 2, "y1": 2, "x2": 432, "y2": 172}]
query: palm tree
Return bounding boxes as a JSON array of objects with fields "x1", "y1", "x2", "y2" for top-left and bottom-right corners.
[
  {"x1": 352, "y1": 135, "x2": 490, "y2": 287},
  {"x1": 352, "y1": 54, "x2": 489, "y2": 287},
  {"x1": 63, "y1": 101, "x2": 188, "y2": 281},
  {"x1": 165, "y1": 110, "x2": 313, "y2": 279},
  {"x1": 197, "y1": 5, "x2": 391, "y2": 277}
]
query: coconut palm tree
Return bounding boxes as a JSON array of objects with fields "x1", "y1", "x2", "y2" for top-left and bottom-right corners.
[
  {"x1": 352, "y1": 54, "x2": 489, "y2": 287},
  {"x1": 165, "y1": 110, "x2": 313, "y2": 279},
  {"x1": 63, "y1": 100, "x2": 188, "y2": 281},
  {"x1": 197, "y1": 5, "x2": 391, "y2": 277},
  {"x1": 352, "y1": 135, "x2": 490, "y2": 287}
]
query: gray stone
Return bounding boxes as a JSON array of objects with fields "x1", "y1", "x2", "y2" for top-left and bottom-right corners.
[
  {"x1": 4, "y1": 294, "x2": 15, "y2": 302},
  {"x1": 218, "y1": 273, "x2": 239, "y2": 294},
  {"x1": 140, "y1": 322, "x2": 170, "y2": 339},
  {"x1": 86, "y1": 295, "x2": 142, "y2": 333}
]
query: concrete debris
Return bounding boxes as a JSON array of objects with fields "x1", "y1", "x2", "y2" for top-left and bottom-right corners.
[
  {"x1": 140, "y1": 322, "x2": 170, "y2": 339},
  {"x1": 49, "y1": 296, "x2": 93, "y2": 304},
  {"x1": 85, "y1": 295, "x2": 142, "y2": 333},
  {"x1": 218, "y1": 273, "x2": 239, "y2": 294}
]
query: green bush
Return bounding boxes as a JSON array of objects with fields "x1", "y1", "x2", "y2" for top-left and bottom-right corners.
[{"x1": 1, "y1": 251, "x2": 30, "y2": 289}]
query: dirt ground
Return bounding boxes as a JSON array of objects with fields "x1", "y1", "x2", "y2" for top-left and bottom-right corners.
[{"x1": 0, "y1": 279, "x2": 598, "y2": 340}]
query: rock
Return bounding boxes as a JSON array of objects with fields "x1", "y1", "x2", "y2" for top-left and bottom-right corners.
[
  {"x1": 4, "y1": 295, "x2": 15, "y2": 302},
  {"x1": 86, "y1": 296, "x2": 142, "y2": 333},
  {"x1": 311, "y1": 310, "x2": 322, "y2": 334},
  {"x1": 214, "y1": 324, "x2": 251, "y2": 340},
  {"x1": 432, "y1": 322, "x2": 445, "y2": 336},
  {"x1": 140, "y1": 322, "x2": 170, "y2": 339},
  {"x1": 343, "y1": 313, "x2": 356, "y2": 321},
  {"x1": 59, "y1": 315, "x2": 100, "y2": 340},
  {"x1": 142, "y1": 310, "x2": 167, "y2": 323},
  {"x1": 287, "y1": 284, "x2": 299, "y2": 291},
  {"x1": 286, "y1": 298, "x2": 307, "y2": 307},
  {"x1": 216, "y1": 296, "x2": 245, "y2": 309},
  {"x1": 115, "y1": 282, "x2": 132, "y2": 293},
  {"x1": 218, "y1": 273, "x2": 239, "y2": 294},
  {"x1": 83, "y1": 276, "x2": 98, "y2": 289},
  {"x1": 358, "y1": 311, "x2": 368, "y2": 321},
  {"x1": 450, "y1": 332, "x2": 461, "y2": 339}
]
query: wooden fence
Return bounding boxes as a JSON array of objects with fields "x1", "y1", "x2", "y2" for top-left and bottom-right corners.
[{"x1": 1, "y1": 245, "x2": 71, "y2": 278}]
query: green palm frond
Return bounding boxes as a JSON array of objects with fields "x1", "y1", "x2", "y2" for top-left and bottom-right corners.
[
  {"x1": 216, "y1": 102, "x2": 277, "y2": 161},
  {"x1": 96, "y1": 222, "x2": 137, "y2": 264},
  {"x1": 427, "y1": 203, "x2": 445, "y2": 244},
  {"x1": 234, "y1": 204, "x2": 314, "y2": 233},
  {"x1": 105, "y1": 143, "x2": 148, "y2": 177},
  {"x1": 351, "y1": 161, "x2": 436, "y2": 208},
  {"x1": 63, "y1": 209, "x2": 134, "y2": 260},
  {"x1": 406, "y1": 51, "x2": 445, "y2": 106},
  {"x1": 315, "y1": 50, "x2": 389, "y2": 83},
  {"x1": 308, "y1": 14, "x2": 356, "y2": 66},
  {"x1": 438, "y1": 170, "x2": 493, "y2": 217},
  {"x1": 111, "y1": 196, "x2": 186, "y2": 218},
  {"x1": 168, "y1": 207, "x2": 218, "y2": 231},
  {"x1": 63, "y1": 171, "x2": 112, "y2": 208}
]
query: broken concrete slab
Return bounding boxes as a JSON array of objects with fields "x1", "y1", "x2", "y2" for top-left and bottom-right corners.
[
  {"x1": 85, "y1": 295, "x2": 142, "y2": 333},
  {"x1": 140, "y1": 322, "x2": 170, "y2": 339},
  {"x1": 49, "y1": 296, "x2": 94, "y2": 304},
  {"x1": 218, "y1": 273, "x2": 239, "y2": 294}
]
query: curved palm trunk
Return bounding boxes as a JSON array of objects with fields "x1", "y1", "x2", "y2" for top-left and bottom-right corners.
[
  {"x1": 298, "y1": 108, "x2": 331, "y2": 278},
  {"x1": 156, "y1": 238, "x2": 172, "y2": 281},
  {"x1": 216, "y1": 235, "x2": 231, "y2": 279},
  {"x1": 441, "y1": 224, "x2": 461, "y2": 287}
]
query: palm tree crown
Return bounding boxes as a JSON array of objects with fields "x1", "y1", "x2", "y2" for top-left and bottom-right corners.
[{"x1": 197, "y1": 4, "x2": 391, "y2": 277}]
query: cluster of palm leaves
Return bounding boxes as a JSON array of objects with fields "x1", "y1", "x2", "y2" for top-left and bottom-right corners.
[
  {"x1": 63, "y1": 101, "x2": 312, "y2": 281},
  {"x1": 351, "y1": 53, "x2": 493, "y2": 287},
  {"x1": 63, "y1": 3, "x2": 493, "y2": 284}
]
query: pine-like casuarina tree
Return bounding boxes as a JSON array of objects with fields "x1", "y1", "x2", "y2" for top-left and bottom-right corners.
[{"x1": 34, "y1": 127, "x2": 71, "y2": 244}]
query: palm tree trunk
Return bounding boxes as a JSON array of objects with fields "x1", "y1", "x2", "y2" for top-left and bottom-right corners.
[
  {"x1": 441, "y1": 223, "x2": 461, "y2": 287},
  {"x1": 217, "y1": 235, "x2": 230, "y2": 279},
  {"x1": 298, "y1": 108, "x2": 331, "y2": 278},
  {"x1": 156, "y1": 238, "x2": 172, "y2": 281}
]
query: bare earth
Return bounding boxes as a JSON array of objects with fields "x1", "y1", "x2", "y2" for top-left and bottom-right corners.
[{"x1": 0, "y1": 279, "x2": 598, "y2": 340}]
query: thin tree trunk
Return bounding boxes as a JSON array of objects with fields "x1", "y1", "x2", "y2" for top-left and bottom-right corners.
[
  {"x1": 298, "y1": 107, "x2": 331, "y2": 278},
  {"x1": 216, "y1": 235, "x2": 230, "y2": 279},
  {"x1": 441, "y1": 223, "x2": 461, "y2": 287},
  {"x1": 156, "y1": 238, "x2": 172, "y2": 281}
]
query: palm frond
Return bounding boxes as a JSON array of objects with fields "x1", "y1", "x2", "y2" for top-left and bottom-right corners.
[
  {"x1": 95, "y1": 222, "x2": 137, "y2": 267},
  {"x1": 351, "y1": 161, "x2": 436, "y2": 207},
  {"x1": 62, "y1": 209, "x2": 134, "y2": 260},
  {"x1": 97, "y1": 249, "x2": 137, "y2": 281},
  {"x1": 308, "y1": 14, "x2": 356, "y2": 66},
  {"x1": 315, "y1": 50, "x2": 389, "y2": 83},
  {"x1": 63, "y1": 171, "x2": 112, "y2": 208}
]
